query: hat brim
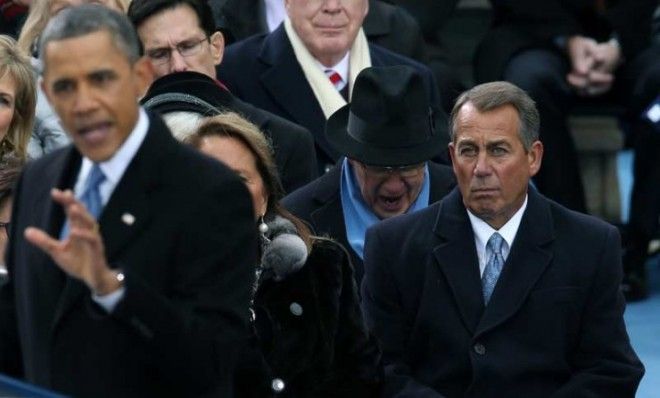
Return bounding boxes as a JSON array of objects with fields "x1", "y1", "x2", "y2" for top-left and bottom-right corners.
[{"x1": 325, "y1": 104, "x2": 446, "y2": 167}]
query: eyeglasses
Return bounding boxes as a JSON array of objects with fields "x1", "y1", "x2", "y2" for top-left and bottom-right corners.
[
  {"x1": 145, "y1": 37, "x2": 209, "y2": 66},
  {"x1": 359, "y1": 162, "x2": 426, "y2": 179},
  {"x1": 0, "y1": 221, "x2": 9, "y2": 236}
]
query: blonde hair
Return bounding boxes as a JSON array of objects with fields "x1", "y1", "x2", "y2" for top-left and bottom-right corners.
[
  {"x1": 188, "y1": 112, "x2": 313, "y2": 251},
  {"x1": 17, "y1": 0, "x2": 52, "y2": 55},
  {"x1": 17, "y1": 0, "x2": 133, "y2": 56},
  {"x1": 114, "y1": 0, "x2": 132, "y2": 12},
  {"x1": 0, "y1": 35, "x2": 36, "y2": 160}
]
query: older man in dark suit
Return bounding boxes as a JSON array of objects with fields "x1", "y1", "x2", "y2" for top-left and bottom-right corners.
[
  {"x1": 284, "y1": 65, "x2": 455, "y2": 285},
  {"x1": 217, "y1": 0, "x2": 448, "y2": 174},
  {"x1": 0, "y1": 6, "x2": 256, "y2": 397},
  {"x1": 214, "y1": 0, "x2": 427, "y2": 61},
  {"x1": 362, "y1": 81, "x2": 643, "y2": 397}
]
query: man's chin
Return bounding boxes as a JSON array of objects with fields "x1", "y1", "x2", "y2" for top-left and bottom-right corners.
[{"x1": 374, "y1": 204, "x2": 409, "y2": 220}]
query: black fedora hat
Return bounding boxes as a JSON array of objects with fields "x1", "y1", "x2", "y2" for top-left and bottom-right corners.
[
  {"x1": 140, "y1": 71, "x2": 231, "y2": 115},
  {"x1": 325, "y1": 65, "x2": 445, "y2": 167}
]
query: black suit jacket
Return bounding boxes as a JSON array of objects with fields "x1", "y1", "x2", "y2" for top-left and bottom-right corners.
[
  {"x1": 0, "y1": 114, "x2": 257, "y2": 397},
  {"x1": 361, "y1": 187, "x2": 644, "y2": 397},
  {"x1": 475, "y1": 0, "x2": 658, "y2": 83},
  {"x1": 211, "y1": 88, "x2": 318, "y2": 193},
  {"x1": 217, "y1": 25, "x2": 447, "y2": 174},
  {"x1": 218, "y1": 0, "x2": 426, "y2": 62},
  {"x1": 282, "y1": 161, "x2": 455, "y2": 285}
]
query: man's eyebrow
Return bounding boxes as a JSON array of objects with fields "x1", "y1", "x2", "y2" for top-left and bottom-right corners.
[
  {"x1": 456, "y1": 138, "x2": 477, "y2": 146},
  {"x1": 486, "y1": 139, "x2": 510, "y2": 146}
]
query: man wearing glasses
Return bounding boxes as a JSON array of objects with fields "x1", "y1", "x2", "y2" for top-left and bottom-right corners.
[
  {"x1": 283, "y1": 65, "x2": 455, "y2": 285},
  {"x1": 127, "y1": 0, "x2": 317, "y2": 194}
]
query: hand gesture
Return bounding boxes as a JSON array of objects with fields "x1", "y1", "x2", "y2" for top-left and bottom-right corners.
[{"x1": 24, "y1": 189, "x2": 121, "y2": 295}]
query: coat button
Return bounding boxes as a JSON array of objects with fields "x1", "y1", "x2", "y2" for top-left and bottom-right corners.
[
  {"x1": 289, "y1": 302, "x2": 303, "y2": 316},
  {"x1": 473, "y1": 343, "x2": 486, "y2": 355},
  {"x1": 324, "y1": 164, "x2": 332, "y2": 173},
  {"x1": 271, "y1": 378, "x2": 285, "y2": 393}
]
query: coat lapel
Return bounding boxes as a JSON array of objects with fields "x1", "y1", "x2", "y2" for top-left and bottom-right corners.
[
  {"x1": 475, "y1": 188, "x2": 555, "y2": 337},
  {"x1": 309, "y1": 167, "x2": 347, "y2": 245},
  {"x1": 432, "y1": 189, "x2": 484, "y2": 334},
  {"x1": 100, "y1": 115, "x2": 174, "y2": 261},
  {"x1": 258, "y1": 27, "x2": 339, "y2": 161},
  {"x1": 49, "y1": 148, "x2": 87, "y2": 336}
]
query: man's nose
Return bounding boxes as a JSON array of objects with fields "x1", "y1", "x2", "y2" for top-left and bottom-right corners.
[
  {"x1": 322, "y1": 0, "x2": 342, "y2": 12},
  {"x1": 169, "y1": 50, "x2": 188, "y2": 73},
  {"x1": 473, "y1": 152, "x2": 492, "y2": 177},
  {"x1": 73, "y1": 84, "x2": 98, "y2": 114},
  {"x1": 380, "y1": 173, "x2": 406, "y2": 192}
]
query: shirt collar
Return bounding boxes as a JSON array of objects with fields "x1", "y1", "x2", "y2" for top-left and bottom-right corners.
[
  {"x1": 314, "y1": 51, "x2": 350, "y2": 83},
  {"x1": 78, "y1": 108, "x2": 149, "y2": 188},
  {"x1": 467, "y1": 194, "x2": 528, "y2": 253}
]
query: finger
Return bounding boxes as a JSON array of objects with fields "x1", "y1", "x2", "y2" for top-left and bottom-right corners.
[
  {"x1": 574, "y1": 56, "x2": 594, "y2": 75},
  {"x1": 68, "y1": 227, "x2": 102, "y2": 247},
  {"x1": 587, "y1": 70, "x2": 614, "y2": 84},
  {"x1": 567, "y1": 72, "x2": 589, "y2": 89},
  {"x1": 67, "y1": 203, "x2": 98, "y2": 231},
  {"x1": 24, "y1": 227, "x2": 63, "y2": 256},
  {"x1": 51, "y1": 189, "x2": 78, "y2": 208}
]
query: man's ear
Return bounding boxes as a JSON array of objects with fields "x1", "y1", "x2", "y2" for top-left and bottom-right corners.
[
  {"x1": 133, "y1": 56, "x2": 154, "y2": 98},
  {"x1": 210, "y1": 31, "x2": 225, "y2": 66},
  {"x1": 448, "y1": 141, "x2": 459, "y2": 174},
  {"x1": 527, "y1": 140, "x2": 544, "y2": 177}
]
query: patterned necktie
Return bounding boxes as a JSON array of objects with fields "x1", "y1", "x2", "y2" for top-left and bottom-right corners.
[
  {"x1": 60, "y1": 164, "x2": 106, "y2": 238},
  {"x1": 325, "y1": 69, "x2": 344, "y2": 90},
  {"x1": 482, "y1": 232, "x2": 505, "y2": 304}
]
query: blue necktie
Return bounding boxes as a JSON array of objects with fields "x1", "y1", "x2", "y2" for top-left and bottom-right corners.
[
  {"x1": 482, "y1": 232, "x2": 505, "y2": 304},
  {"x1": 60, "y1": 164, "x2": 106, "y2": 238}
]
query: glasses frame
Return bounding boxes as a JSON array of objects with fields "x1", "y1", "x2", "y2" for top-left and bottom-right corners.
[
  {"x1": 359, "y1": 162, "x2": 427, "y2": 179},
  {"x1": 145, "y1": 36, "x2": 210, "y2": 66}
]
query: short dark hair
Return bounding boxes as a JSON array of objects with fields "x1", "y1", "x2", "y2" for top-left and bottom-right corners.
[
  {"x1": 39, "y1": 5, "x2": 141, "y2": 69},
  {"x1": 449, "y1": 81, "x2": 540, "y2": 151},
  {"x1": 128, "y1": 0, "x2": 217, "y2": 39}
]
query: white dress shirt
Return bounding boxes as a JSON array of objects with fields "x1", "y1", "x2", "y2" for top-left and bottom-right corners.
[
  {"x1": 467, "y1": 195, "x2": 528, "y2": 277},
  {"x1": 73, "y1": 108, "x2": 149, "y2": 312}
]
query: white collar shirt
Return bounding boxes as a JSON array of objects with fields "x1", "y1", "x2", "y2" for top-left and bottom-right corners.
[
  {"x1": 467, "y1": 195, "x2": 528, "y2": 277},
  {"x1": 73, "y1": 108, "x2": 149, "y2": 205}
]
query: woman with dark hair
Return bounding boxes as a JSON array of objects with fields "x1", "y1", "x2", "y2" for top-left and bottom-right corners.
[{"x1": 185, "y1": 112, "x2": 382, "y2": 397}]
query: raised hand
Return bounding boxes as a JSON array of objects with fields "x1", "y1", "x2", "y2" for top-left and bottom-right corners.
[{"x1": 24, "y1": 188, "x2": 121, "y2": 295}]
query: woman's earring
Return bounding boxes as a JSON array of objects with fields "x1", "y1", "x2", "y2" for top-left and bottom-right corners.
[{"x1": 258, "y1": 215, "x2": 270, "y2": 243}]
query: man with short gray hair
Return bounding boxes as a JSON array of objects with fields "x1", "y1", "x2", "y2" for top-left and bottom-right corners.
[
  {"x1": 0, "y1": 5, "x2": 256, "y2": 396},
  {"x1": 362, "y1": 81, "x2": 643, "y2": 397}
]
